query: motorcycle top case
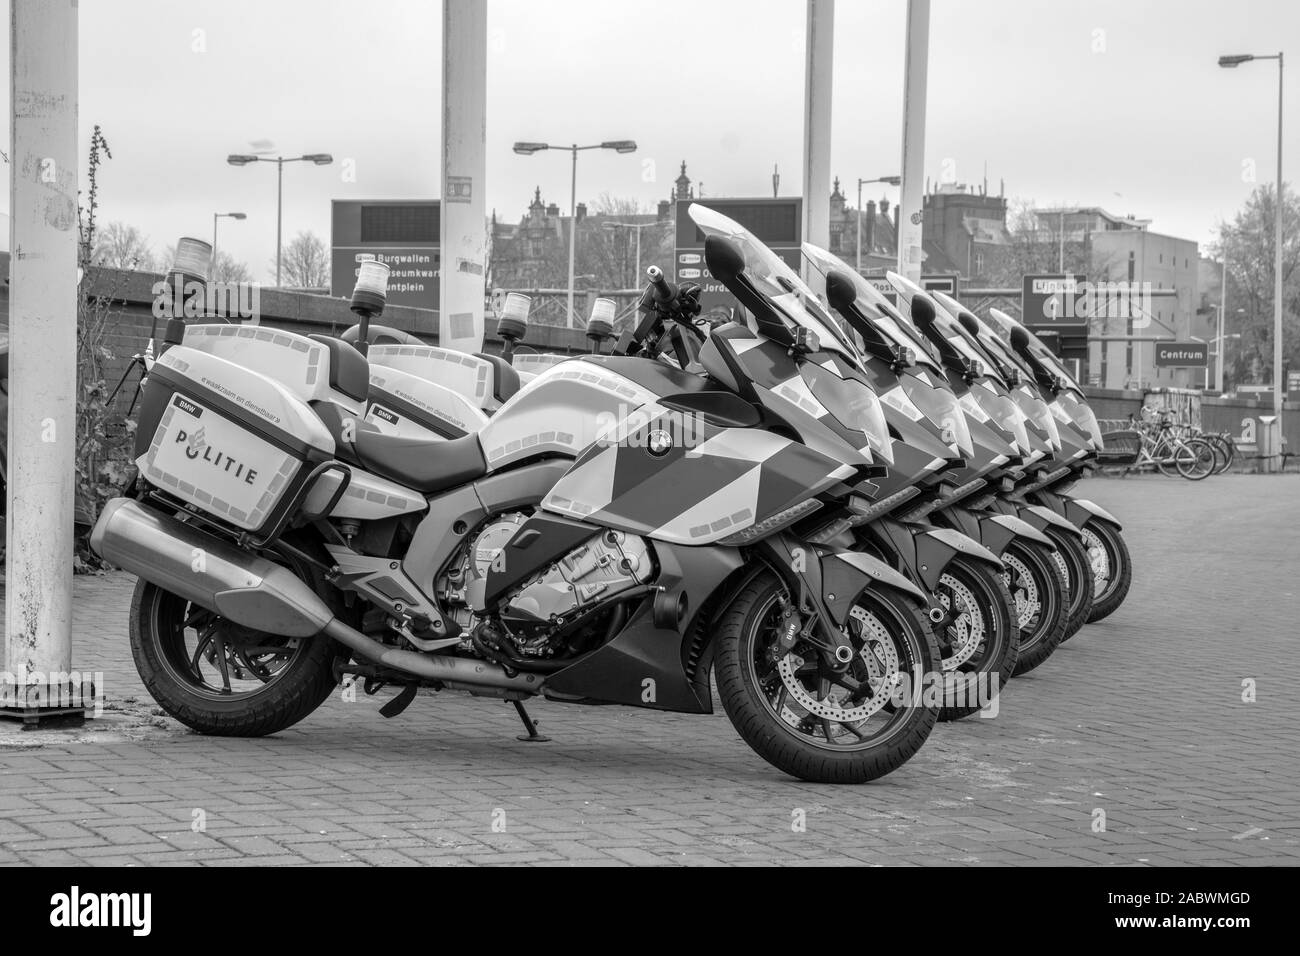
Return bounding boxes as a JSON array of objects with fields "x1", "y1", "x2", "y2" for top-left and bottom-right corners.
[{"x1": 134, "y1": 345, "x2": 336, "y2": 534}]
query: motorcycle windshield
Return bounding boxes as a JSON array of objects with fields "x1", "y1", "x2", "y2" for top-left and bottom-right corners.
[
  {"x1": 799, "y1": 361, "x2": 893, "y2": 464},
  {"x1": 688, "y1": 204, "x2": 859, "y2": 362},
  {"x1": 899, "y1": 376, "x2": 972, "y2": 458},
  {"x1": 800, "y1": 243, "x2": 943, "y2": 372},
  {"x1": 986, "y1": 307, "x2": 1085, "y2": 395},
  {"x1": 1017, "y1": 385, "x2": 1062, "y2": 452},
  {"x1": 1059, "y1": 390, "x2": 1104, "y2": 449},
  {"x1": 887, "y1": 272, "x2": 1008, "y2": 386},
  {"x1": 974, "y1": 384, "x2": 1031, "y2": 457}
]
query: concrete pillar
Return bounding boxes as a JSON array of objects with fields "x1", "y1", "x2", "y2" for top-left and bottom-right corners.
[
  {"x1": 439, "y1": 0, "x2": 489, "y2": 354},
  {"x1": 801, "y1": 0, "x2": 834, "y2": 291},
  {"x1": 4, "y1": 0, "x2": 81, "y2": 718},
  {"x1": 896, "y1": 0, "x2": 930, "y2": 283}
]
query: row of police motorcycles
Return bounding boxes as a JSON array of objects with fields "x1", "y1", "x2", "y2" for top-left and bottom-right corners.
[{"x1": 90, "y1": 204, "x2": 1131, "y2": 783}]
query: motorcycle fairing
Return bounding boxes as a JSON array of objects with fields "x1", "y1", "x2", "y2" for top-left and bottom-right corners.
[
  {"x1": 1052, "y1": 495, "x2": 1122, "y2": 531},
  {"x1": 542, "y1": 541, "x2": 744, "y2": 713},
  {"x1": 476, "y1": 361, "x2": 663, "y2": 471},
  {"x1": 710, "y1": 322, "x2": 894, "y2": 465},
  {"x1": 541, "y1": 410, "x2": 853, "y2": 547}
]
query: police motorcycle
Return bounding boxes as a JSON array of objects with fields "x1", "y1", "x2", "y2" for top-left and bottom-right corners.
[
  {"x1": 973, "y1": 308, "x2": 1132, "y2": 623},
  {"x1": 90, "y1": 217, "x2": 945, "y2": 785},
  {"x1": 879, "y1": 274, "x2": 1099, "y2": 642},
  {"x1": 798, "y1": 245, "x2": 1070, "y2": 675},
  {"x1": 359, "y1": 206, "x2": 1021, "y2": 720}
]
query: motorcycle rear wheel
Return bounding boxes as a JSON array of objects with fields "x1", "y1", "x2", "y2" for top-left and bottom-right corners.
[
  {"x1": 713, "y1": 571, "x2": 939, "y2": 784},
  {"x1": 129, "y1": 578, "x2": 342, "y2": 736}
]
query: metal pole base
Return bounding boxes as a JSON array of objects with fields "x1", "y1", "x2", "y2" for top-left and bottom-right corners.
[{"x1": 0, "y1": 679, "x2": 97, "y2": 729}]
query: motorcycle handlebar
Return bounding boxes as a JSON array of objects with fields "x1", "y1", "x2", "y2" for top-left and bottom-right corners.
[{"x1": 646, "y1": 265, "x2": 675, "y2": 304}]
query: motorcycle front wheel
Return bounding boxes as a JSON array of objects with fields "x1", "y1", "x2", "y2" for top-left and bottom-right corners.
[
  {"x1": 1002, "y1": 539, "x2": 1068, "y2": 675},
  {"x1": 713, "y1": 571, "x2": 939, "y2": 784},
  {"x1": 130, "y1": 579, "x2": 342, "y2": 736},
  {"x1": 1082, "y1": 520, "x2": 1132, "y2": 622},
  {"x1": 1045, "y1": 526, "x2": 1095, "y2": 642},
  {"x1": 932, "y1": 557, "x2": 1017, "y2": 721}
]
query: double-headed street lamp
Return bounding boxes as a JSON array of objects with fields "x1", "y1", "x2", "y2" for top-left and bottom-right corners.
[
  {"x1": 211, "y1": 211, "x2": 246, "y2": 274},
  {"x1": 856, "y1": 175, "x2": 901, "y2": 274},
  {"x1": 513, "y1": 140, "x2": 637, "y2": 326},
  {"x1": 227, "y1": 152, "x2": 333, "y2": 287},
  {"x1": 603, "y1": 219, "x2": 670, "y2": 288},
  {"x1": 1218, "y1": 51, "x2": 1285, "y2": 416}
]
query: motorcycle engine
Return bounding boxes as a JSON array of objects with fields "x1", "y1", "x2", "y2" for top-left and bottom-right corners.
[{"x1": 440, "y1": 513, "x2": 654, "y2": 657}]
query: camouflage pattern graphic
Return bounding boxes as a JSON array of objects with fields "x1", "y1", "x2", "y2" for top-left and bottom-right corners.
[
  {"x1": 713, "y1": 323, "x2": 893, "y2": 465},
  {"x1": 542, "y1": 408, "x2": 855, "y2": 546}
]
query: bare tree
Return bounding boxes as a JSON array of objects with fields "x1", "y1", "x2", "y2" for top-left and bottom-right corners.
[
  {"x1": 212, "y1": 251, "x2": 253, "y2": 284},
  {"x1": 275, "y1": 231, "x2": 330, "y2": 288},
  {"x1": 1208, "y1": 184, "x2": 1300, "y2": 389},
  {"x1": 91, "y1": 221, "x2": 155, "y2": 271}
]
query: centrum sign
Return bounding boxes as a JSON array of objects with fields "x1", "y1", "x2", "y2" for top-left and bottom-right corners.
[
  {"x1": 863, "y1": 274, "x2": 960, "y2": 305},
  {"x1": 331, "y1": 200, "x2": 440, "y2": 316},
  {"x1": 1154, "y1": 342, "x2": 1208, "y2": 368}
]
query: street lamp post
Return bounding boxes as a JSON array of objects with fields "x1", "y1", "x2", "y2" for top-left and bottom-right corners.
[
  {"x1": 1218, "y1": 51, "x2": 1285, "y2": 417},
  {"x1": 603, "y1": 219, "x2": 670, "y2": 287},
  {"x1": 227, "y1": 153, "x2": 333, "y2": 286},
  {"x1": 513, "y1": 140, "x2": 636, "y2": 326},
  {"x1": 855, "y1": 175, "x2": 901, "y2": 274},
  {"x1": 1217, "y1": 253, "x2": 1228, "y2": 393},
  {"x1": 211, "y1": 211, "x2": 246, "y2": 275}
]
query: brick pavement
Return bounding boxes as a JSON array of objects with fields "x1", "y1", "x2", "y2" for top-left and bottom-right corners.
[{"x1": 1, "y1": 475, "x2": 1298, "y2": 866}]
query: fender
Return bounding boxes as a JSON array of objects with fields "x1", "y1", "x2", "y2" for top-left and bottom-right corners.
[
  {"x1": 980, "y1": 513, "x2": 1053, "y2": 554},
  {"x1": 822, "y1": 549, "x2": 928, "y2": 624},
  {"x1": 1022, "y1": 503, "x2": 1083, "y2": 538},
  {"x1": 1062, "y1": 497, "x2": 1122, "y2": 531},
  {"x1": 912, "y1": 527, "x2": 1002, "y2": 593}
]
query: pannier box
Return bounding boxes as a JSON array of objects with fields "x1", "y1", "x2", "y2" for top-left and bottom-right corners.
[
  {"x1": 368, "y1": 344, "x2": 502, "y2": 411},
  {"x1": 366, "y1": 366, "x2": 489, "y2": 440},
  {"x1": 135, "y1": 346, "x2": 336, "y2": 534},
  {"x1": 182, "y1": 324, "x2": 366, "y2": 414}
]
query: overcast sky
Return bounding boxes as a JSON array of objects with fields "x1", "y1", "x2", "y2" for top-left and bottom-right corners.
[{"x1": 2, "y1": 0, "x2": 1296, "y2": 281}]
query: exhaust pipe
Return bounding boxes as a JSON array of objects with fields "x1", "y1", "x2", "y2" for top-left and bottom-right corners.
[{"x1": 90, "y1": 498, "x2": 541, "y2": 694}]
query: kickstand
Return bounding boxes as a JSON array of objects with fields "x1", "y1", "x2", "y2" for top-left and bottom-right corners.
[
  {"x1": 379, "y1": 683, "x2": 418, "y2": 718},
  {"x1": 512, "y1": 700, "x2": 551, "y2": 742}
]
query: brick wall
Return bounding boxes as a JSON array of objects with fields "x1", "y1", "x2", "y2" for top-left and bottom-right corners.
[{"x1": 0, "y1": 252, "x2": 595, "y2": 427}]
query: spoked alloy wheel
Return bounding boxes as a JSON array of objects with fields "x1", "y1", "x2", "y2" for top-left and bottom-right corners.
[
  {"x1": 1001, "y1": 540, "x2": 1067, "y2": 675},
  {"x1": 932, "y1": 558, "x2": 1017, "y2": 720},
  {"x1": 1082, "y1": 520, "x2": 1132, "y2": 622},
  {"x1": 1045, "y1": 527, "x2": 1094, "y2": 642},
  {"x1": 714, "y1": 571, "x2": 939, "y2": 784},
  {"x1": 130, "y1": 579, "x2": 341, "y2": 736}
]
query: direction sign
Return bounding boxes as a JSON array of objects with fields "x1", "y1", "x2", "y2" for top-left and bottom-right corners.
[
  {"x1": 1022, "y1": 273, "x2": 1086, "y2": 324},
  {"x1": 331, "y1": 200, "x2": 440, "y2": 315},
  {"x1": 864, "y1": 274, "x2": 960, "y2": 307},
  {"x1": 1154, "y1": 342, "x2": 1208, "y2": 368}
]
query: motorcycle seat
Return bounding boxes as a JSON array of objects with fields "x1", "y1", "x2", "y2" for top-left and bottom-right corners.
[
  {"x1": 351, "y1": 428, "x2": 488, "y2": 494},
  {"x1": 311, "y1": 400, "x2": 487, "y2": 494}
]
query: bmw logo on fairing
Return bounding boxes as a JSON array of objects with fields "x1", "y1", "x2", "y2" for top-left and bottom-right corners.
[{"x1": 646, "y1": 429, "x2": 673, "y2": 456}]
